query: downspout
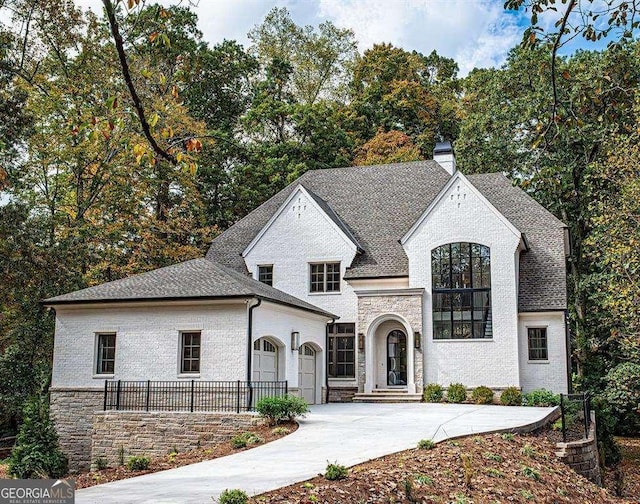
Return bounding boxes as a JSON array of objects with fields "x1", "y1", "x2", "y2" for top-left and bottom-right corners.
[
  {"x1": 247, "y1": 298, "x2": 262, "y2": 408},
  {"x1": 325, "y1": 318, "x2": 335, "y2": 404},
  {"x1": 564, "y1": 309, "x2": 572, "y2": 393}
]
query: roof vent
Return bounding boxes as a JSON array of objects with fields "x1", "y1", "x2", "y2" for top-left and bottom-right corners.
[{"x1": 433, "y1": 141, "x2": 456, "y2": 175}]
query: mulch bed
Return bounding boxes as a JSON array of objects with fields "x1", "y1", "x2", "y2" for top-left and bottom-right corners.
[
  {"x1": 604, "y1": 437, "x2": 640, "y2": 502},
  {"x1": 251, "y1": 432, "x2": 632, "y2": 504},
  {"x1": 74, "y1": 421, "x2": 297, "y2": 489}
]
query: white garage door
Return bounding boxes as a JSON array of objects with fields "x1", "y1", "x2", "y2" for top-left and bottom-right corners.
[
  {"x1": 253, "y1": 339, "x2": 278, "y2": 382},
  {"x1": 298, "y1": 344, "x2": 316, "y2": 404}
]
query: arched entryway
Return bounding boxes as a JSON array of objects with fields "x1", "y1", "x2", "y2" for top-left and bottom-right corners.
[
  {"x1": 298, "y1": 344, "x2": 316, "y2": 404},
  {"x1": 253, "y1": 337, "x2": 278, "y2": 381},
  {"x1": 387, "y1": 330, "x2": 407, "y2": 386}
]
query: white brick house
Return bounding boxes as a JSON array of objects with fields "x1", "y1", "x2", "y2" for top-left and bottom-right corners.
[{"x1": 46, "y1": 143, "x2": 569, "y2": 467}]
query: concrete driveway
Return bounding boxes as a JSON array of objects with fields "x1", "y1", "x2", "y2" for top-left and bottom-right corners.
[{"x1": 76, "y1": 402, "x2": 557, "y2": 504}]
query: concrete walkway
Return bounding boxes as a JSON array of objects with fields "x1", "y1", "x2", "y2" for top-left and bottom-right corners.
[{"x1": 76, "y1": 402, "x2": 557, "y2": 504}]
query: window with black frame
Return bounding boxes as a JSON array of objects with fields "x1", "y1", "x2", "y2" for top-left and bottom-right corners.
[
  {"x1": 527, "y1": 328, "x2": 548, "y2": 360},
  {"x1": 327, "y1": 323, "x2": 355, "y2": 377},
  {"x1": 96, "y1": 333, "x2": 116, "y2": 374},
  {"x1": 432, "y1": 242, "x2": 492, "y2": 339},
  {"x1": 181, "y1": 331, "x2": 201, "y2": 373}
]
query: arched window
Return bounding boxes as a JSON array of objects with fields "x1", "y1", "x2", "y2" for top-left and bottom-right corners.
[{"x1": 431, "y1": 242, "x2": 492, "y2": 339}]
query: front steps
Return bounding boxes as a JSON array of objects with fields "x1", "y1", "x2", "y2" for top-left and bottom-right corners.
[{"x1": 352, "y1": 389, "x2": 423, "y2": 403}]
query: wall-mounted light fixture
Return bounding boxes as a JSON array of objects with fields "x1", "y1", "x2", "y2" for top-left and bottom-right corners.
[
  {"x1": 291, "y1": 331, "x2": 300, "y2": 351},
  {"x1": 358, "y1": 332, "x2": 365, "y2": 351},
  {"x1": 414, "y1": 331, "x2": 421, "y2": 349}
]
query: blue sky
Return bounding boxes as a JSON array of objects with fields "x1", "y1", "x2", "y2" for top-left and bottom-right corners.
[{"x1": 63, "y1": 0, "x2": 613, "y2": 76}]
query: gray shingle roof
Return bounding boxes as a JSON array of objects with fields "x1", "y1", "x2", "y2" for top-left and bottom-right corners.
[
  {"x1": 466, "y1": 173, "x2": 567, "y2": 311},
  {"x1": 43, "y1": 258, "x2": 337, "y2": 318},
  {"x1": 207, "y1": 161, "x2": 452, "y2": 278},
  {"x1": 207, "y1": 162, "x2": 567, "y2": 312}
]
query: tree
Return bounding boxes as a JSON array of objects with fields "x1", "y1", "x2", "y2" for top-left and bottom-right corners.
[
  {"x1": 353, "y1": 130, "x2": 421, "y2": 166},
  {"x1": 248, "y1": 7, "x2": 357, "y2": 105}
]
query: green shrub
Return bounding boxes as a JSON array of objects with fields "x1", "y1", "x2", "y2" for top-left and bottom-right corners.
[
  {"x1": 256, "y1": 395, "x2": 309, "y2": 425},
  {"x1": 126, "y1": 455, "x2": 150, "y2": 471},
  {"x1": 521, "y1": 465, "x2": 540, "y2": 481},
  {"x1": 324, "y1": 461, "x2": 348, "y2": 480},
  {"x1": 231, "y1": 432, "x2": 263, "y2": 449},
  {"x1": 93, "y1": 457, "x2": 108, "y2": 471},
  {"x1": 500, "y1": 387, "x2": 522, "y2": 406},
  {"x1": 271, "y1": 426, "x2": 290, "y2": 436},
  {"x1": 417, "y1": 439, "x2": 435, "y2": 450},
  {"x1": 423, "y1": 383, "x2": 444, "y2": 402},
  {"x1": 218, "y1": 489, "x2": 248, "y2": 504},
  {"x1": 471, "y1": 386, "x2": 494, "y2": 404},
  {"x1": 8, "y1": 395, "x2": 68, "y2": 478},
  {"x1": 592, "y1": 395, "x2": 621, "y2": 466},
  {"x1": 522, "y1": 389, "x2": 560, "y2": 407},
  {"x1": 603, "y1": 362, "x2": 640, "y2": 436},
  {"x1": 447, "y1": 383, "x2": 467, "y2": 403}
]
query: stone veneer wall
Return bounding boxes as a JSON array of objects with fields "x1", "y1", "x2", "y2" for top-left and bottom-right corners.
[
  {"x1": 92, "y1": 411, "x2": 262, "y2": 466},
  {"x1": 357, "y1": 292, "x2": 424, "y2": 392},
  {"x1": 555, "y1": 411, "x2": 601, "y2": 485},
  {"x1": 327, "y1": 387, "x2": 358, "y2": 402},
  {"x1": 50, "y1": 388, "x2": 104, "y2": 471}
]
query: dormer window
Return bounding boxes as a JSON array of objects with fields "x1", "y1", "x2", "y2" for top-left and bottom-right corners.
[
  {"x1": 310, "y1": 262, "x2": 340, "y2": 293},
  {"x1": 432, "y1": 242, "x2": 492, "y2": 339},
  {"x1": 258, "y1": 265, "x2": 273, "y2": 286}
]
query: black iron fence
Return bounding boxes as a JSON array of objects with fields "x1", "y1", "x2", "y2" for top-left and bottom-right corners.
[
  {"x1": 103, "y1": 380, "x2": 288, "y2": 413},
  {"x1": 560, "y1": 392, "x2": 591, "y2": 442}
]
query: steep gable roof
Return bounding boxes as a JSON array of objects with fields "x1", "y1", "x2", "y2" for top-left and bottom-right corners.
[
  {"x1": 44, "y1": 258, "x2": 337, "y2": 318},
  {"x1": 206, "y1": 162, "x2": 567, "y2": 312}
]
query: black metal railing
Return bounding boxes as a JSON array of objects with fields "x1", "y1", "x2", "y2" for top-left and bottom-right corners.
[
  {"x1": 560, "y1": 392, "x2": 591, "y2": 442},
  {"x1": 103, "y1": 380, "x2": 288, "y2": 413}
]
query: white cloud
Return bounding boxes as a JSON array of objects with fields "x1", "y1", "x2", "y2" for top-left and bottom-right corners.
[{"x1": 318, "y1": 0, "x2": 523, "y2": 74}]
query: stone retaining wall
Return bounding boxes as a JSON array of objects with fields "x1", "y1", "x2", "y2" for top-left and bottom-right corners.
[
  {"x1": 555, "y1": 411, "x2": 601, "y2": 485},
  {"x1": 91, "y1": 411, "x2": 262, "y2": 467},
  {"x1": 328, "y1": 387, "x2": 358, "y2": 402},
  {"x1": 50, "y1": 388, "x2": 104, "y2": 471}
]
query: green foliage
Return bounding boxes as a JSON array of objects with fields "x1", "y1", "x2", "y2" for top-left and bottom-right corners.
[
  {"x1": 591, "y1": 395, "x2": 621, "y2": 466},
  {"x1": 231, "y1": 432, "x2": 263, "y2": 449},
  {"x1": 93, "y1": 457, "x2": 108, "y2": 471},
  {"x1": 521, "y1": 465, "x2": 541, "y2": 481},
  {"x1": 471, "y1": 386, "x2": 494, "y2": 405},
  {"x1": 324, "y1": 461, "x2": 348, "y2": 481},
  {"x1": 501, "y1": 433, "x2": 515, "y2": 441},
  {"x1": 414, "y1": 473, "x2": 433, "y2": 485},
  {"x1": 484, "y1": 452, "x2": 503, "y2": 462},
  {"x1": 255, "y1": 395, "x2": 309, "y2": 425},
  {"x1": 126, "y1": 455, "x2": 151, "y2": 471},
  {"x1": 218, "y1": 489, "x2": 248, "y2": 504},
  {"x1": 603, "y1": 362, "x2": 640, "y2": 436},
  {"x1": 8, "y1": 396, "x2": 68, "y2": 478},
  {"x1": 446, "y1": 383, "x2": 467, "y2": 403},
  {"x1": 417, "y1": 439, "x2": 435, "y2": 450},
  {"x1": 522, "y1": 389, "x2": 560, "y2": 407},
  {"x1": 500, "y1": 387, "x2": 522, "y2": 406},
  {"x1": 423, "y1": 383, "x2": 444, "y2": 403},
  {"x1": 271, "y1": 426, "x2": 290, "y2": 436}
]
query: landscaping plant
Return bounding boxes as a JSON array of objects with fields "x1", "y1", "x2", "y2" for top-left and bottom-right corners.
[
  {"x1": 126, "y1": 455, "x2": 150, "y2": 471},
  {"x1": 422, "y1": 383, "x2": 444, "y2": 403},
  {"x1": 8, "y1": 395, "x2": 68, "y2": 478},
  {"x1": 522, "y1": 389, "x2": 560, "y2": 407},
  {"x1": 218, "y1": 489, "x2": 248, "y2": 504},
  {"x1": 324, "y1": 461, "x2": 348, "y2": 481},
  {"x1": 256, "y1": 395, "x2": 309, "y2": 425},
  {"x1": 471, "y1": 386, "x2": 494, "y2": 404},
  {"x1": 446, "y1": 383, "x2": 467, "y2": 403},
  {"x1": 500, "y1": 387, "x2": 522, "y2": 406}
]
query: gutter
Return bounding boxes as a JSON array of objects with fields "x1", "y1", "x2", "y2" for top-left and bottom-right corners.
[
  {"x1": 246, "y1": 298, "x2": 262, "y2": 383},
  {"x1": 325, "y1": 318, "x2": 335, "y2": 404},
  {"x1": 564, "y1": 309, "x2": 572, "y2": 393}
]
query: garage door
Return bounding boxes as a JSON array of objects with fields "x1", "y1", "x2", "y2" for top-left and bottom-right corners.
[
  {"x1": 253, "y1": 338, "x2": 278, "y2": 382},
  {"x1": 298, "y1": 344, "x2": 316, "y2": 404}
]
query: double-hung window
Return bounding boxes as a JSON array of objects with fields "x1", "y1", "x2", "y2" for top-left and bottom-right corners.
[
  {"x1": 310, "y1": 262, "x2": 340, "y2": 293},
  {"x1": 181, "y1": 331, "x2": 201, "y2": 374},
  {"x1": 327, "y1": 323, "x2": 355, "y2": 378},
  {"x1": 258, "y1": 265, "x2": 273, "y2": 286},
  {"x1": 96, "y1": 333, "x2": 116, "y2": 375},
  {"x1": 527, "y1": 328, "x2": 548, "y2": 361}
]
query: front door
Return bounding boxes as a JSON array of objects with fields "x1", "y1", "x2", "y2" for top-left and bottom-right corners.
[{"x1": 387, "y1": 330, "x2": 407, "y2": 386}]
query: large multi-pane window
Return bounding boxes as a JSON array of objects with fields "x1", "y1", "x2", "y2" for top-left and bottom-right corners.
[
  {"x1": 310, "y1": 262, "x2": 340, "y2": 293},
  {"x1": 527, "y1": 328, "x2": 548, "y2": 360},
  {"x1": 181, "y1": 331, "x2": 201, "y2": 374},
  {"x1": 258, "y1": 265, "x2": 273, "y2": 286},
  {"x1": 327, "y1": 323, "x2": 355, "y2": 378},
  {"x1": 432, "y1": 242, "x2": 492, "y2": 339},
  {"x1": 96, "y1": 333, "x2": 116, "y2": 374}
]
